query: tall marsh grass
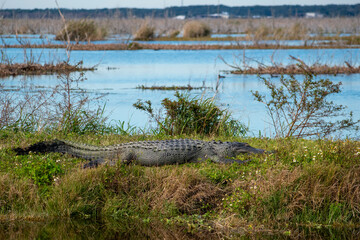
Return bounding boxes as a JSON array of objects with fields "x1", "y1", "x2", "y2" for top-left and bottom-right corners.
[
  {"x1": 55, "y1": 19, "x2": 107, "y2": 43},
  {"x1": 182, "y1": 21, "x2": 211, "y2": 38},
  {"x1": 0, "y1": 72, "x2": 110, "y2": 134},
  {"x1": 133, "y1": 23, "x2": 155, "y2": 41},
  {"x1": 1, "y1": 17, "x2": 359, "y2": 38}
]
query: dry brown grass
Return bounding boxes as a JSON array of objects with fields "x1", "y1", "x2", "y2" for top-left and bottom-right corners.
[
  {"x1": 0, "y1": 174, "x2": 41, "y2": 219},
  {"x1": 55, "y1": 19, "x2": 107, "y2": 42},
  {"x1": 145, "y1": 167, "x2": 224, "y2": 214},
  {"x1": 231, "y1": 64, "x2": 360, "y2": 75},
  {"x1": 0, "y1": 17, "x2": 359, "y2": 37},
  {"x1": 105, "y1": 166, "x2": 225, "y2": 215},
  {"x1": 133, "y1": 23, "x2": 155, "y2": 41},
  {"x1": 183, "y1": 21, "x2": 211, "y2": 38},
  {"x1": 0, "y1": 62, "x2": 94, "y2": 77}
]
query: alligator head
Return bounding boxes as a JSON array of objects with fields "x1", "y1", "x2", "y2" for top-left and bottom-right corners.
[{"x1": 210, "y1": 140, "x2": 265, "y2": 158}]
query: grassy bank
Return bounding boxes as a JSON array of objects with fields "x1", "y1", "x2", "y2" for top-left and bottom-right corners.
[{"x1": 0, "y1": 131, "x2": 359, "y2": 238}]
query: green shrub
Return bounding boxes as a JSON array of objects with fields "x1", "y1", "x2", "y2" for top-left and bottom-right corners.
[
  {"x1": 55, "y1": 19, "x2": 107, "y2": 43},
  {"x1": 183, "y1": 21, "x2": 211, "y2": 38},
  {"x1": 133, "y1": 24, "x2": 155, "y2": 41},
  {"x1": 133, "y1": 92, "x2": 247, "y2": 136},
  {"x1": 252, "y1": 61, "x2": 359, "y2": 138}
]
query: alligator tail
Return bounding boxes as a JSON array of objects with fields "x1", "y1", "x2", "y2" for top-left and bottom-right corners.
[
  {"x1": 14, "y1": 139, "x2": 110, "y2": 163},
  {"x1": 14, "y1": 139, "x2": 67, "y2": 155}
]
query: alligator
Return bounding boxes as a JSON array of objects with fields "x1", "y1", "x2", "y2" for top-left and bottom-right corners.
[{"x1": 14, "y1": 139, "x2": 266, "y2": 168}]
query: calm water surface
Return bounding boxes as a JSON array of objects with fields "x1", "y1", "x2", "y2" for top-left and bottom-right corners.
[
  {"x1": 1, "y1": 34, "x2": 330, "y2": 46},
  {"x1": 2, "y1": 47, "x2": 360, "y2": 137}
]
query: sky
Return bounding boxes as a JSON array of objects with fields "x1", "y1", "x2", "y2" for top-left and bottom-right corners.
[{"x1": 1, "y1": 0, "x2": 359, "y2": 9}]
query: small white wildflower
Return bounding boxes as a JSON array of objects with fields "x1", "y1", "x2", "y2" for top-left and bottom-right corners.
[{"x1": 293, "y1": 158, "x2": 297, "y2": 163}]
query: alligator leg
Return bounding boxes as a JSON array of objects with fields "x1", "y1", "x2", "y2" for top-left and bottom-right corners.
[
  {"x1": 219, "y1": 158, "x2": 253, "y2": 164},
  {"x1": 83, "y1": 158, "x2": 106, "y2": 168}
]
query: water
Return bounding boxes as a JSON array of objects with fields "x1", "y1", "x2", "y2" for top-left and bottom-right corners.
[
  {"x1": 0, "y1": 34, "x2": 330, "y2": 46},
  {"x1": 1, "y1": 47, "x2": 360, "y2": 137}
]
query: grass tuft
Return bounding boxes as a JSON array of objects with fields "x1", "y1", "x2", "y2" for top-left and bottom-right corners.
[
  {"x1": 183, "y1": 21, "x2": 211, "y2": 38},
  {"x1": 133, "y1": 23, "x2": 155, "y2": 41},
  {"x1": 133, "y1": 91, "x2": 247, "y2": 137},
  {"x1": 55, "y1": 19, "x2": 107, "y2": 43}
]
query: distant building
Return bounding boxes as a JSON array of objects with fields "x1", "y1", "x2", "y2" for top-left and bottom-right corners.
[
  {"x1": 208, "y1": 12, "x2": 229, "y2": 19},
  {"x1": 305, "y1": 12, "x2": 324, "y2": 18},
  {"x1": 174, "y1": 15, "x2": 186, "y2": 20}
]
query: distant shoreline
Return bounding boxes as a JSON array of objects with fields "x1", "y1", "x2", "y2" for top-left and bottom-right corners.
[
  {"x1": 2, "y1": 43, "x2": 358, "y2": 51},
  {"x1": 0, "y1": 4, "x2": 359, "y2": 18}
]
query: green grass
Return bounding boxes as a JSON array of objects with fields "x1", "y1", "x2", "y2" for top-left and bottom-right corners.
[
  {"x1": 0, "y1": 131, "x2": 359, "y2": 238},
  {"x1": 133, "y1": 91, "x2": 248, "y2": 137}
]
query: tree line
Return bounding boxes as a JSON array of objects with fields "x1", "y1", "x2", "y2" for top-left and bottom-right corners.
[{"x1": 0, "y1": 4, "x2": 359, "y2": 19}]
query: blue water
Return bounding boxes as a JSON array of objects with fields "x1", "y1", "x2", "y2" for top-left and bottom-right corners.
[
  {"x1": 1, "y1": 47, "x2": 360, "y2": 137},
  {"x1": 0, "y1": 34, "x2": 330, "y2": 46}
]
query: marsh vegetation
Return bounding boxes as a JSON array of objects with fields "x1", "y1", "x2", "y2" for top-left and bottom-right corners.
[{"x1": 0, "y1": 13, "x2": 360, "y2": 239}]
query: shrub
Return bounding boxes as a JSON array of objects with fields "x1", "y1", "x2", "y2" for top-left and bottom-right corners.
[
  {"x1": 183, "y1": 21, "x2": 211, "y2": 38},
  {"x1": 133, "y1": 92, "x2": 247, "y2": 137},
  {"x1": 252, "y1": 58, "x2": 359, "y2": 138},
  {"x1": 55, "y1": 19, "x2": 107, "y2": 43},
  {"x1": 133, "y1": 24, "x2": 155, "y2": 41}
]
